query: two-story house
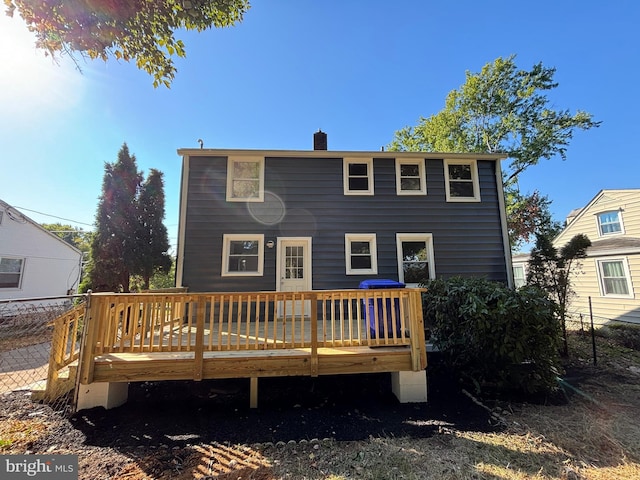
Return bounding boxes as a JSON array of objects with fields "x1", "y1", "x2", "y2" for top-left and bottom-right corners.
[
  {"x1": 553, "y1": 189, "x2": 640, "y2": 324},
  {"x1": 175, "y1": 132, "x2": 512, "y2": 293}
]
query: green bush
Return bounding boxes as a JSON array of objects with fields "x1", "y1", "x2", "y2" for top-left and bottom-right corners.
[{"x1": 421, "y1": 277, "x2": 562, "y2": 396}]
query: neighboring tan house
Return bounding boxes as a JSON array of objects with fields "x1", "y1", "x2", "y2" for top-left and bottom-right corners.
[
  {"x1": 175, "y1": 132, "x2": 513, "y2": 292},
  {"x1": 0, "y1": 200, "x2": 83, "y2": 311},
  {"x1": 513, "y1": 189, "x2": 640, "y2": 324},
  {"x1": 556, "y1": 189, "x2": 640, "y2": 324}
]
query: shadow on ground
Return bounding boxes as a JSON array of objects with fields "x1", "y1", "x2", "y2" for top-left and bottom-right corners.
[{"x1": 71, "y1": 360, "x2": 497, "y2": 448}]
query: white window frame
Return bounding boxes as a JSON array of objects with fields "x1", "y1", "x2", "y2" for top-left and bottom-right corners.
[
  {"x1": 395, "y1": 233, "x2": 435, "y2": 287},
  {"x1": 513, "y1": 264, "x2": 527, "y2": 289},
  {"x1": 343, "y1": 158, "x2": 374, "y2": 195},
  {"x1": 596, "y1": 210, "x2": 624, "y2": 237},
  {"x1": 345, "y1": 233, "x2": 378, "y2": 275},
  {"x1": 226, "y1": 156, "x2": 265, "y2": 202},
  {"x1": 395, "y1": 158, "x2": 427, "y2": 195},
  {"x1": 0, "y1": 256, "x2": 25, "y2": 289},
  {"x1": 596, "y1": 257, "x2": 634, "y2": 298},
  {"x1": 221, "y1": 234, "x2": 264, "y2": 277},
  {"x1": 444, "y1": 159, "x2": 481, "y2": 202}
]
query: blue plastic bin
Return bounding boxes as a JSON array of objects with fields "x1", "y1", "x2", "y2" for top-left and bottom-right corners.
[{"x1": 359, "y1": 279, "x2": 405, "y2": 339}]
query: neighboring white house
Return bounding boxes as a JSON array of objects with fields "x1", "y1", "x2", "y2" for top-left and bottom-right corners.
[{"x1": 0, "y1": 200, "x2": 83, "y2": 310}]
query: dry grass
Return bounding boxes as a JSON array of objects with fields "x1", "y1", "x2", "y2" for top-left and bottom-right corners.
[{"x1": 1, "y1": 329, "x2": 639, "y2": 479}]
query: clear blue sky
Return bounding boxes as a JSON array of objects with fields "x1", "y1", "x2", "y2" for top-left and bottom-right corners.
[{"x1": 1, "y1": 0, "x2": 638, "y2": 254}]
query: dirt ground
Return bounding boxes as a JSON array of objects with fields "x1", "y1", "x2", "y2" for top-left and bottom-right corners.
[{"x1": 2, "y1": 333, "x2": 639, "y2": 480}]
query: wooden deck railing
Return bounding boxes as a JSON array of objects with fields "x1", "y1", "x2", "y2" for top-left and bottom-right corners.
[
  {"x1": 73, "y1": 288, "x2": 426, "y2": 385},
  {"x1": 44, "y1": 302, "x2": 84, "y2": 401}
]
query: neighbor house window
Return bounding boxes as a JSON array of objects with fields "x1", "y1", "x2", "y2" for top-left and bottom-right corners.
[
  {"x1": 513, "y1": 265, "x2": 526, "y2": 288},
  {"x1": 345, "y1": 234, "x2": 378, "y2": 274},
  {"x1": 396, "y1": 158, "x2": 426, "y2": 195},
  {"x1": 396, "y1": 234, "x2": 435, "y2": 286},
  {"x1": 597, "y1": 258, "x2": 633, "y2": 297},
  {"x1": 597, "y1": 211, "x2": 623, "y2": 236},
  {"x1": 221, "y1": 234, "x2": 264, "y2": 276},
  {"x1": 0, "y1": 257, "x2": 24, "y2": 288},
  {"x1": 444, "y1": 159, "x2": 480, "y2": 202},
  {"x1": 226, "y1": 157, "x2": 264, "y2": 202},
  {"x1": 343, "y1": 158, "x2": 374, "y2": 195}
]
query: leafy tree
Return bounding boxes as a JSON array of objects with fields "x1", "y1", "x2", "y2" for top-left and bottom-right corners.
[
  {"x1": 133, "y1": 168, "x2": 172, "y2": 290},
  {"x1": 527, "y1": 233, "x2": 591, "y2": 355},
  {"x1": 41, "y1": 223, "x2": 91, "y2": 255},
  {"x1": 90, "y1": 143, "x2": 142, "y2": 292},
  {"x1": 389, "y1": 55, "x2": 600, "y2": 247},
  {"x1": 4, "y1": 0, "x2": 250, "y2": 87}
]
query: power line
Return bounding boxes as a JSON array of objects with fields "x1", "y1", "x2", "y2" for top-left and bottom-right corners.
[{"x1": 14, "y1": 206, "x2": 94, "y2": 227}]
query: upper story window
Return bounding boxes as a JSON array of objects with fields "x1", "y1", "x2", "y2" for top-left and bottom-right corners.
[
  {"x1": 0, "y1": 257, "x2": 24, "y2": 289},
  {"x1": 597, "y1": 258, "x2": 633, "y2": 297},
  {"x1": 444, "y1": 159, "x2": 480, "y2": 202},
  {"x1": 221, "y1": 234, "x2": 264, "y2": 276},
  {"x1": 597, "y1": 210, "x2": 623, "y2": 236},
  {"x1": 343, "y1": 158, "x2": 374, "y2": 195},
  {"x1": 396, "y1": 158, "x2": 426, "y2": 195},
  {"x1": 226, "y1": 157, "x2": 264, "y2": 202},
  {"x1": 345, "y1": 233, "x2": 378, "y2": 275},
  {"x1": 396, "y1": 233, "x2": 435, "y2": 286}
]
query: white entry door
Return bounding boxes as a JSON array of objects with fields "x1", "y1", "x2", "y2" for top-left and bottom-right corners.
[{"x1": 277, "y1": 237, "x2": 312, "y2": 316}]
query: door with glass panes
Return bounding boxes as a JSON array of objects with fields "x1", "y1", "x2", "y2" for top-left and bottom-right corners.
[{"x1": 277, "y1": 238, "x2": 312, "y2": 316}]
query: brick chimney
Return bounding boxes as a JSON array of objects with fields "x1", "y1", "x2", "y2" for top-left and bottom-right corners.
[{"x1": 313, "y1": 129, "x2": 327, "y2": 150}]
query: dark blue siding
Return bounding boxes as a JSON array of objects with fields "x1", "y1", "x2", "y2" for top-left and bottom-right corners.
[{"x1": 181, "y1": 155, "x2": 508, "y2": 292}]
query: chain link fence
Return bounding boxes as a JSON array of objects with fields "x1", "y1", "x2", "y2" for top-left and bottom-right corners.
[{"x1": 0, "y1": 296, "x2": 84, "y2": 415}]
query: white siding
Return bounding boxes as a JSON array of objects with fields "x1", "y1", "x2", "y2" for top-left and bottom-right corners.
[{"x1": 0, "y1": 204, "x2": 82, "y2": 302}]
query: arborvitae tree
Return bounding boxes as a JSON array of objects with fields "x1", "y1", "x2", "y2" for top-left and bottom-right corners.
[
  {"x1": 89, "y1": 144, "x2": 142, "y2": 292},
  {"x1": 134, "y1": 169, "x2": 172, "y2": 290},
  {"x1": 527, "y1": 233, "x2": 591, "y2": 355}
]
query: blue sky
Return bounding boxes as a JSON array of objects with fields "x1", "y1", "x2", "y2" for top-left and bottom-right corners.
[{"x1": 1, "y1": 0, "x2": 638, "y2": 254}]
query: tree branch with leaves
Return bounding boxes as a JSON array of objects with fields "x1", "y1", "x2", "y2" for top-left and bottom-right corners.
[
  {"x1": 388, "y1": 55, "x2": 600, "y2": 248},
  {"x1": 4, "y1": 0, "x2": 250, "y2": 87}
]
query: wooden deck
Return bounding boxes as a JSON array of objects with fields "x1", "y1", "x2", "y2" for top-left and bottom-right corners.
[{"x1": 46, "y1": 289, "x2": 427, "y2": 406}]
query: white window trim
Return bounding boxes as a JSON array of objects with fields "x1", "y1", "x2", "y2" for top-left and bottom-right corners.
[
  {"x1": 596, "y1": 210, "x2": 625, "y2": 237},
  {"x1": 0, "y1": 256, "x2": 25, "y2": 289},
  {"x1": 395, "y1": 158, "x2": 427, "y2": 196},
  {"x1": 395, "y1": 233, "x2": 435, "y2": 286},
  {"x1": 225, "y1": 156, "x2": 265, "y2": 202},
  {"x1": 596, "y1": 257, "x2": 634, "y2": 299},
  {"x1": 345, "y1": 233, "x2": 378, "y2": 275},
  {"x1": 221, "y1": 234, "x2": 264, "y2": 277},
  {"x1": 513, "y1": 264, "x2": 527, "y2": 289},
  {"x1": 343, "y1": 158, "x2": 374, "y2": 196},
  {"x1": 444, "y1": 159, "x2": 481, "y2": 202}
]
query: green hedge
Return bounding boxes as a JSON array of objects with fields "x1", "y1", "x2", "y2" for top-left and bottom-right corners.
[{"x1": 421, "y1": 277, "x2": 562, "y2": 395}]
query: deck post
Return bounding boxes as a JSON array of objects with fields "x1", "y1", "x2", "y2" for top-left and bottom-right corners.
[
  {"x1": 408, "y1": 290, "x2": 427, "y2": 371},
  {"x1": 193, "y1": 297, "x2": 205, "y2": 381},
  {"x1": 249, "y1": 377, "x2": 258, "y2": 408},
  {"x1": 44, "y1": 316, "x2": 65, "y2": 402},
  {"x1": 310, "y1": 294, "x2": 319, "y2": 377},
  {"x1": 78, "y1": 291, "x2": 97, "y2": 385}
]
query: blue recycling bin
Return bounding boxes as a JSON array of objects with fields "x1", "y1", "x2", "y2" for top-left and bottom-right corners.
[{"x1": 359, "y1": 279, "x2": 405, "y2": 339}]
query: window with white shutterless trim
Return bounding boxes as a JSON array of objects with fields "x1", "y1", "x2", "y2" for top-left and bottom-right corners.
[
  {"x1": 396, "y1": 158, "x2": 426, "y2": 195},
  {"x1": 345, "y1": 234, "x2": 378, "y2": 275},
  {"x1": 0, "y1": 257, "x2": 25, "y2": 288},
  {"x1": 226, "y1": 157, "x2": 265, "y2": 202},
  {"x1": 343, "y1": 158, "x2": 374, "y2": 195},
  {"x1": 596, "y1": 210, "x2": 624, "y2": 236},
  {"x1": 221, "y1": 234, "x2": 264, "y2": 276},
  {"x1": 596, "y1": 258, "x2": 633, "y2": 298},
  {"x1": 444, "y1": 159, "x2": 480, "y2": 202},
  {"x1": 396, "y1": 233, "x2": 435, "y2": 286}
]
